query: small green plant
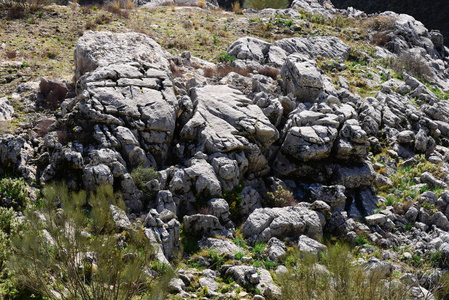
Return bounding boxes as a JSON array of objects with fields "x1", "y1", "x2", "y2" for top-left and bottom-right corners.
[
  {"x1": 264, "y1": 259, "x2": 278, "y2": 270},
  {"x1": 218, "y1": 52, "x2": 237, "y2": 63},
  {"x1": 233, "y1": 237, "x2": 246, "y2": 248},
  {"x1": 254, "y1": 242, "x2": 266, "y2": 255},
  {"x1": 92, "y1": 5, "x2": 98, "y2": 10},
  {"x1": 212, "y1": 34, "x2": 218, "y2": 45},
  {"x1": 404, "y1": 223, "x2": 414, "y2": 231},
  {"x1": 430, "y1": 251, "x2": 441, "y2": 267},
  {"x1": 234, "y1": 252, "x2": 244, "y2": 260},
  {"x1": 355, "y1": 236, "x2": 368, "y2": 246}
]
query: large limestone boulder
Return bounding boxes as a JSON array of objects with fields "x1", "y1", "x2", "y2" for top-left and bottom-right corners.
[
  {"x1": 241, "y1": 206, "x2": 325, "y2": 243},
  {"x1": 281, "y1": 54, "x2": 323, "y2": 102},
  {"x1": 180, "y1": 85, "x2": 279, "y2": 153},
  {"x1": 75, "y1": 31, "x2": 169, "y2": 80},
  {"x1": 275, "y1": 36, "x2": 351, "y2": 61},
  {"x1": 280, "y1": 125, "x2": 338, "y2": 162}
]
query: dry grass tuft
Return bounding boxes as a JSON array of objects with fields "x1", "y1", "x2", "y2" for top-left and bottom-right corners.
[{"x1": 5, "y1": 50, "x2": 17, "y2": 59}]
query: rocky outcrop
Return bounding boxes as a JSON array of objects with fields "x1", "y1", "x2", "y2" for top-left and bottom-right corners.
[{"x1": 241, "y1": 206, "x2": 325, "y2": 243}]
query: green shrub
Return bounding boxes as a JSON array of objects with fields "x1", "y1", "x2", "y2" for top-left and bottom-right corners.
[
  {"x1": 266, "y1": 185, "x2": 296, "y2": 207},
  {"x1": 279, "y1": 243, "x2": 409, "y2": 300},
  {"x1": 131, "y1": 166, "x2": 158, "y2": 204},
  {"x1": 0, "y1": 178, "x2": 30, "y2": 210},
  {"x1": 243, "y1": 0, "x2": 288, "y2": 10},
  {"x1": 8, "y1": 183, "x2": 173, "y2": 300},
  {"x1": 218, "y1": 52, "x2": 237, "y2": 63}
]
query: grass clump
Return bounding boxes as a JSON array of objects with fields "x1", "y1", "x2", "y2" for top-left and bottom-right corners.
[{"x1": 253, "y1": 242, "x2": 266, "y2": 255}]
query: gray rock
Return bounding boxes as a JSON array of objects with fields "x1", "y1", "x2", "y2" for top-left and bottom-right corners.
[
  {"x1": 110, "y1": 205, "x2": 131, "y2": 231},
  {"x1": 181, "y1": 85, "x2": 279, "y2": 153},
  {"x1": 291, "y1": 0, "x2": 334, "y2": 15},
  {"x1": 83, "y1": 164, "x2": 114, "y2": 191},
  {"x1": 0, "y1": 97, "x2": 14, "y2": 121},
  {"x1": 431, "y1": 212, "x2": 449, "y2": 231},
  {"x1": 365, "y1": 214, "x2": 388, "y2": 226},
  {"x1": 199, "y1": 238, "x2": 244, "y2": 255},
  {"x1": 405, "y1": 206, "x2": 419, "y2": 222},
  {"x1": 227, "y1": 37, "x2": 287, "y2": 67},
  {"x1": 335, "y1": 119, "x2": 369, "y2": 161},
  {"x1": 168, "y1": 278, "x2": 185, "y2": 294},
  {"x1": 264, "y1": 237, "x2": 287, "y2": 261},
  {"x1": 420, "y1": 172, "x2": 447, "y2": 189},
  {"x1": 276, "y1": 36, "x2": 350, "y2": 61},
  {"x1": 199, "y1": 276, "x2": 218, "y2": 292},
  {"x1": 75, "y1": 31, "x2": 169, "y2": 80},
  {"x1": 363, "y1": 258, "x2": 393, "y2": 278},
  {"x1": 156, "y1": 190, "x2": 176, "y2": 214},
  {"x1": 183, "y1": 214, "x2": 224, "y2": 237},
  {"x1": 280, "y1": 125, "x2": 338, "y2": 162},
  {"x1": 0, "y1": 135, "x2": 35, "y2": 180},
  {"x1": 281, "y1": 54, "x2": 323, "y2": 102},
  {"x1": 307, "y1": 184, "x2": 346, "y2": 212},
  {"x1": 298, "y1": 235, "x2": 327, "y2": 255},
  {"x1": 239, "y1": 186, "x2": 263, "y2": 217},
  {"x1": 184, "y1": 157, "x2": 222, "y2": 196},
  {"x1": 333, "y1": 162, "x2": 375, "y2": 189},
  {"x1": 224, "y1": 265, "x2": 256, "y2": 286},
  {"x1": 144, "y1": 209, "x2": 180, "y2": 261},
  {"x1": 241, "y1": 206, "x2": 324, "y2": 243},
  {"x1": 207, "y1": 198, "x2": 230, "y2": 222},
  {"x1": 397, "y1": 130, "x2": 415, "y2": 144}
]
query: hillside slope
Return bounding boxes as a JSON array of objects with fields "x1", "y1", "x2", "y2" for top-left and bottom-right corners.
[{"x1": 332, "y1": 0, "x2": 449, "y2": 46}]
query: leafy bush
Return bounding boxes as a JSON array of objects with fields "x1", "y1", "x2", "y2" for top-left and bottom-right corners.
[
  {"x1": 243, "y1": 0, "x2": 288, "y2": 10},
  {"x1": 8, "y1": 184, "x2": 172, "y2": 300},
  {"x1": 131, "y1": 166, "x2": 158, "y2": 204},
  {"x1": 0, "y1": 178, "x2": 30, "y2": 210}
]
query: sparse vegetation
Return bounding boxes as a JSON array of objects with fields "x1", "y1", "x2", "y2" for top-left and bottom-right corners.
[
  {"x1": 243, "y1": 0, "x2": 288, "y2": 10},
  {"x1": 266, "y1": 185, "x2": 296, "y2": 207},
  {"x1": 8, "y1": 184, "x2": 173, "y2": 299}
]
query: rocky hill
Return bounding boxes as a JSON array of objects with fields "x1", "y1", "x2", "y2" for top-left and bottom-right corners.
[
  {"x1": 332, "y1": 0, "x2": 449, "y2": 46},
  {"x1": 1, "y1": 0, "x2": 449, "y2": 298}
]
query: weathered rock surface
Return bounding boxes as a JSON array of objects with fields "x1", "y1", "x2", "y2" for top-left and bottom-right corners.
[
  {"x1": 281, "y1": 54, "x2": 323, "y2": 102},
  {"x1": 241, "y1": 206, "x2": 325, "y2": 243},
  {"x1": 0, "y1": 98, "x2": 14, "y2": 121}
]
